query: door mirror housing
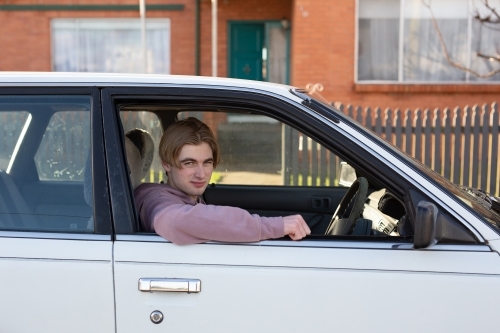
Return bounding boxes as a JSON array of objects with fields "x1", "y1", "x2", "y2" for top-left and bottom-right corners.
[{"x1": 414, "y1": 201, "x2": 438, "y2": 249}]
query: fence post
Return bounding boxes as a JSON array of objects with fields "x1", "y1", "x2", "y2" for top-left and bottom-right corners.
[
  {"x1": 394, "y1": 109, "x2": 403, "y2": 149},
  {"x1": 471, "y1": 105, "x2": 481, "y2": 188},
  {"x1": 490, "y1": 102, "x2": 499, "y2": 196},
  {"x1": 300, "y1": 135, "x2": 308, "y2": 185},
  {"x1": 291, "y1": 127, "x2": 300, "y2": 186},
  {"x1": 404, "y1": 109, "x2": 412, "y2": 156},
  {"x1": 282, "y1": 124, "x2": 292, "y2": 185},
  {"x1": 453, "y1": 106, "x2": 462, "y2": 184},
  {"x1": 375, "y1": 107, "x2": 383, "y2": 137},
  {"x1": 365, "y1": 107, "x2": 372, "y2": 130},
  {"x1": 443, "y1": 108, "x2": 452, "y2": 180},
  {"x1": 480, "y1": 104, "x2": 490, "y2": 192},
  {"x1": 384, "y1": 108, "x2": 392, "y2": 144},
  {"x1": 311, "y1": 140, "x2": 319, "y2": 186},
  {"x1": 356, "y1": 106, "x2": 363, "y2": 124},
  {"x1": 414, "y1": 109, "x2": 423, "y2": 162},
  {"x1": 433, "y1": 108, "x2": 442, "y2": 174},
  {"x1": 463, "y1": 106, "x2": 472, "y2": 187},
  {"x1": 347, "y1": 104, "x2": 354, "y2": 119},
  {"x1": 320, "y1": 145, "x2": 328, "y2": 186},
  {"x1": 423, "y1": 109, "x2": 432, "y2": 167}
]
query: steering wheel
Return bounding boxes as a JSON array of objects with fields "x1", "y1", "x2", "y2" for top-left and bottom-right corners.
[{"x1": 325, "y1": 177, "x2": 369, "y2": 235}]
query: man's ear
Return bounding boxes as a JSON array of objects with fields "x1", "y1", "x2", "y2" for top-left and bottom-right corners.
[{"x1": 162, "y1": 162, "x2": 172, "y2": 173}]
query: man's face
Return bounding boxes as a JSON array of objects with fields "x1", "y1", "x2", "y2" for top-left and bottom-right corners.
[{"x1": 163, "y1": 142, "x2": 214, "y2": 200}]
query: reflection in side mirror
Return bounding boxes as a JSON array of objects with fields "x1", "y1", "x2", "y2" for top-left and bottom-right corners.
[
  {"x1": 339, "y1": 162, "x2": 357, "y2": 187},
  {"x1": 414, "y1": 201, "x2": 438, "y2": 249}
]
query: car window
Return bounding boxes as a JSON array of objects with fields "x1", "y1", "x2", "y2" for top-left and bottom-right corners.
[
  {"x1": 0, "y1": 95, "x2": 93, "y2": 233},
  {"x1": 178, "y1": 111, "x2": 343, "y2": 186},
  {"x1": 0, "y1": 111, "x2": 30, "y2": 172},
  {"x1": 35, "y1": 111, "x2": 90, "y2": 181}
]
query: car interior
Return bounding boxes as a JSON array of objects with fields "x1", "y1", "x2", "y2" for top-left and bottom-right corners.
[{"x1": 118, "y1": 103, "x2": 416, "y2": 241}]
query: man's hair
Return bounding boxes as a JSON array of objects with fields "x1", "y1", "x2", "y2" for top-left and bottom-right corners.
[{"x1": 159, "y1": 117, "x2": 220, "y2": 168}]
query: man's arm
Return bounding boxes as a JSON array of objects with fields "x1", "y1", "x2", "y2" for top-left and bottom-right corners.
[{"x1": 152, "y1": 203, "x2": 285, "y2": 245}]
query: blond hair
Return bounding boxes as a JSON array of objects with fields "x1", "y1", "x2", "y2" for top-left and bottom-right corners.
[{"x1": 159, "y1": 117, "x2": 220, "y2": 168}]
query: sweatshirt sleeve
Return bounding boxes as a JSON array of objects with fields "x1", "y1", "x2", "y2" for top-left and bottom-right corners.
[{"x1": 152, "y1": 203, "x2": 284, "y2": 245}]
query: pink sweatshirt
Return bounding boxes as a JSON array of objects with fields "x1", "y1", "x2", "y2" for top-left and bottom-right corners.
[{"x1": 134, "y1": 183, "x2": 285, "y2": 245}]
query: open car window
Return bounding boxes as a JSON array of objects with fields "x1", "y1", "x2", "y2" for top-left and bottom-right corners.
[
  {"x1": 117, "y1": 101, "x2": 477, "y2": 244},
  {"x1": 178, "y1": 111, "x2": 343, "y2": 187}
]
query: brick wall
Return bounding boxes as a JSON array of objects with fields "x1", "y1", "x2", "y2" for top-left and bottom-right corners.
[
  {"x1": 290, "y1": 0, "x2": 499, "y2": 111},
  {"x1": 0, "y1": 0, "x2": 195, "y2": 75}
]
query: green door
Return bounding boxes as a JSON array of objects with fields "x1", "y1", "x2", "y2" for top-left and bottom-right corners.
[{"x1": 229, "y1": 23, "x2": 265, "y2": 81}]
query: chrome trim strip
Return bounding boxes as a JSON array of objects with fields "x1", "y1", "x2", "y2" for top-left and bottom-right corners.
[
  {"x1": 115, "y1": 235, "x2": 490, "y2": 252},
  {"x1": 116, "y1": 234, "x2": 169, "y2": 242},
  {"x1": 0, "y1": 231, "x2": 111, "y2": 241}
]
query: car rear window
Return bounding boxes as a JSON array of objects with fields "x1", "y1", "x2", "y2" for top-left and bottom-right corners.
[{"x1": 0, "y1": 111, "x2": 31, "y2": 172}]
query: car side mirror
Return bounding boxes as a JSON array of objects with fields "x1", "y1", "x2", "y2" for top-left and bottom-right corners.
[{"x1": 413, "y1": 201, "x2": 438, "y2": 249}]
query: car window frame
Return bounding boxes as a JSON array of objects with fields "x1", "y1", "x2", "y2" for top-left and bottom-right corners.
[
  {"x1": 0, "y1": 86, "x2": 112, "y2": 236},
  {"x1": 102, "y1": 86, "x2": 410, "y2": 234},
  {"x1": 101, "y1": 85, "x2": 482, "y2": 246}
]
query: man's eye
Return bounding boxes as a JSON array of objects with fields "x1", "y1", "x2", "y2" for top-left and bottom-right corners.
[{"x1": 183, "y1": 162, "x2": 194, "y2": 166}]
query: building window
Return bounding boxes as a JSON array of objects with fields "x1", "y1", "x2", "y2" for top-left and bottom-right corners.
[
  {"x1": 357, "y1": 0, "x2": 500, "y2": 83},
  {"x1": 51, "y1": 19, "x2": 170, "y2": 74}
]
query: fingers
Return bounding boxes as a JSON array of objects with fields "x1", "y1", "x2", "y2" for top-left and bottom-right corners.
[{"x1": 283, "y1": 215, "x2": 311, "y2": 240}]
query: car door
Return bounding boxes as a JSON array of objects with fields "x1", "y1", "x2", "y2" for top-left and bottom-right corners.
[
  {"x1": 0, "y1": 87, "x2": 115, "y2": 333},
  {"x1": 104, "y1": 86, "x2": 500, "y2": 333}
]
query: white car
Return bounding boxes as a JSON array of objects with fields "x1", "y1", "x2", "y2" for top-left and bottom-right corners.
[{"x1": 0, "y1": 72, "x2": 499, "y2": 333}]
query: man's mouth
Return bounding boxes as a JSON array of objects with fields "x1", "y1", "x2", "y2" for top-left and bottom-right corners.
[{"x1": 191, "y1": 181, "x2": 206, "y2": 188}]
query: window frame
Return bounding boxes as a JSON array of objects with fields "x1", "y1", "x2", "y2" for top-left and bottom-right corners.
[
  {"x1": 101, "y1": 85, "x2": 492, "y2": 248},
  {"x1": 102, "y1": 86, "x2": 417, "y2": 236},
  {"x1": 0, "y1": 87, "x2": 112, "y2": 235}
]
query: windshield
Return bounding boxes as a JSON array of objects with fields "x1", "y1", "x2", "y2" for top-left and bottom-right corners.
[{"x1": 299, "y1": 90, "x2": 500, "y2": 233}]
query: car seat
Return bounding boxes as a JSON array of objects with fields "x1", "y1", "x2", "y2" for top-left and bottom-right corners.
[{"x1": 125, "y1": 128, "x2": 155, "y2": 190}]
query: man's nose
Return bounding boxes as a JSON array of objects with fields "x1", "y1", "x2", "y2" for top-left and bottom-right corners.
[{"x1": 194, "y1": 165, "x2": 205, "y2": 178}]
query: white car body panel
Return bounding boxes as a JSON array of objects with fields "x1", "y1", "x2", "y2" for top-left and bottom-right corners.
[
  {"x1": 0, "y1": 235, "x2": 115, "y2": 333},
  {"x1": 0, "y1": 72, "x2": 302, "y2": 102},
  {"x1": 114, "y1": 239, "x2": 500, "y2": 333}
]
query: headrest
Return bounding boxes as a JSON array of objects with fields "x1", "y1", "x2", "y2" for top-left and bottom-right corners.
[{"x1": 125, "y1": 129, "x2": 154, "y2": 189}]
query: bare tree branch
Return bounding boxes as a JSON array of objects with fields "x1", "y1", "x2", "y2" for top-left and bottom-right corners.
[
  {"x1": 422, "y1": 0, "x2": 500, "y2": 79},
  {"x1": 472, "y1": 0, "x2": 500, "y2": 24},
  {"x1": 477, "y1": 52, "x2": 500, "y2": 61}
]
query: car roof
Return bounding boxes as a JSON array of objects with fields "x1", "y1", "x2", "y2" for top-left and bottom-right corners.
[{"x1": 0, "y1": 72, "x2": 296, "y2": 98}]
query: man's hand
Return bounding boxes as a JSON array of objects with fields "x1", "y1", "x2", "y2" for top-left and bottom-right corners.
[{"x1": 283, "y1": 215, "x2": 311, "y2": 240}]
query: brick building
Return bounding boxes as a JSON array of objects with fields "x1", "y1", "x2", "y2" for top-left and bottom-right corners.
[{"x1": 1, "y1": 0, "x2": 499, "y2": 110}]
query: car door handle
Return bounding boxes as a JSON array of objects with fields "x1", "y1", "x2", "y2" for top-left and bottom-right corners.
[{"x1": 138, "y1": 278, "x2": 201, "y2": 293}]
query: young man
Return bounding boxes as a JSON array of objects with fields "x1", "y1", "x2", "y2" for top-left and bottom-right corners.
[{"x1": 134, "y1": 117, "x2": 310, "y2": 245}]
